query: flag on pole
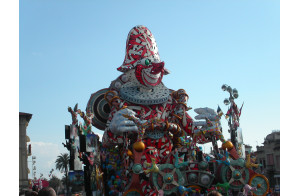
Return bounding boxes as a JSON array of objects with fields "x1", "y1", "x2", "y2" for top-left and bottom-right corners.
[
  {"x1": 232, "y1": 102, "x2": 239, "y2": 117},
  {"x1": 225, "y1": 107, "x2": 232, "y2": 119},
  {"x1": 217, "y1": 105, "x2": 223, "y2": 117},
  {"x1": 239, "y1": 102, "x2": 244, "y2": 117},
  {"x1": 49, "y1": 169, "x2": 54, "y2": 177}
]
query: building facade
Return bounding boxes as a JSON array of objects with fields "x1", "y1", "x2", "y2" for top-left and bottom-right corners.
[
  {"x1": 254, "y1": 130, "x2": 280, "y2": 192},
  {"x1": 19, "y1": 112, "x2": 32, "y2": 191},
  {"x1": 244, "y1": 144, "x2": 252, "y2": 155}
]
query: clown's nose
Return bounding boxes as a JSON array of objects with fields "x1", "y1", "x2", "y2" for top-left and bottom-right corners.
[{"x1": 151, "y1": 62, "x2": 165, "y2": 74}]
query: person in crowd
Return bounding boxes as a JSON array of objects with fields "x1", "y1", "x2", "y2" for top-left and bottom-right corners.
[
  {"x1": 37, "y1": 187, "x2": 56, "y2": 196},
  {"x1": 32, "y1": 185, "x2": 37, "y2": 192},
  {"x1": 31, "y1": 191, "x2": 38, "y2": 196},
  {"x1": 25, "y1": 190, "x2": 32, "y2": 196},
  {"x1": 207, "y1": 191, "x2": 222, "y2": 196}
]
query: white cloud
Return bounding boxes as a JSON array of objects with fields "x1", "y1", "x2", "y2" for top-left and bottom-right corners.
[{"x1": 29, "y1": 141, "x2": 68, "y2": 180}]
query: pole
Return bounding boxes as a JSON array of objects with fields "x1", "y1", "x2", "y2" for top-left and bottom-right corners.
[{"x1": 84, "y1": 165, "x2": 92, "y2": 196}]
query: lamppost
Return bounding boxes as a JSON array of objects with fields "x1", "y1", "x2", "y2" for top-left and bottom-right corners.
[{"x1": 221, "y1": 84, "x2": 240, "y2": 149}]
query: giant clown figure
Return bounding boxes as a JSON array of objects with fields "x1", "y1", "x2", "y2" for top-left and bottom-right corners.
[{"x1": 87, "y1": 25, "x2": 228, "y2": 196}]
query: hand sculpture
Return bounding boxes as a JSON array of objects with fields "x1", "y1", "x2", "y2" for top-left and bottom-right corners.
[{"x1": 109, "y1": 108, "x2": 139, "y2": 134}]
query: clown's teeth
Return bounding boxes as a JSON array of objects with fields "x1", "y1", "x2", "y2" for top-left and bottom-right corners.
[
  {"x1": 144, "y1": 71, "x2": 161, "y2": 79},
  {"x1": 143, "y1": 72, "x2": 160, "y2": 84}
]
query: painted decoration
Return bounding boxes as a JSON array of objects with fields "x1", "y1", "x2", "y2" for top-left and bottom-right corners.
[{"x1": 86, "y1": 134, "x2": 98, "y2": 153}]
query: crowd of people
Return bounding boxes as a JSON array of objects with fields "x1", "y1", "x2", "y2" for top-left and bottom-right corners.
[
  {"x1": 19, "y1": 187, "x2": 278, "y2": 196},
  {"x1": 20, "y1": 187, "x2": 56, "y2": 196},
  {"x1": 19, "y1": 189, "x2": 223, "y2": 196},
  {"x1": 20, "y1": 186, "x2": 274, "y2": 196}
]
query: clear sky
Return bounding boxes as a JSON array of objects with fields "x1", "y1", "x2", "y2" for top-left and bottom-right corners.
[{"x1": 19, "y1": 0, "x2": 279, "y2": 179}]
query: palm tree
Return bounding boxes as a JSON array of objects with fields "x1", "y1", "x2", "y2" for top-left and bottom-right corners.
[
  {"x1": 55, "y1": 153, "x2": 69, "y2": 194},
  {"x1": 48, "y1": 175, "x2": 61, "y2": 193}
]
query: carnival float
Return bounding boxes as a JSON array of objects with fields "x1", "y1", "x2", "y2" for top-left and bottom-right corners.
[{"x1": 63, "y1": 25, "x2": 269, "y2": 196}]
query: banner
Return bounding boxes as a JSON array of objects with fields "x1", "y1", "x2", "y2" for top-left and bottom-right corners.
[{"x1": 69, "y1": 170, "x2": 84, "y2": 186}]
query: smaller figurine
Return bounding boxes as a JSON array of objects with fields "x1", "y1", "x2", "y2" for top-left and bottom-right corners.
[
  {"x1": 216, "y1": 151, "x2": 230, "y2": 166},
  {"x1": 245, "y1": 154, "x2": 261, "y2": 169},
  {"x1": 62, "y1": 140, "x2": 71, "y2": 150},
  {"x1": 144, "y1": 157, "x2": 159, "y2": 174},
  {"x1": 178, "y1": 185, "x2": 194, "y2": 196},
  {"x1": 77, "y1": 109, "x2": 94, "y2": 135},
  {"x1": 174, "y1": 148, "x2": 191, "y2": 168},
  {"x1": 104, "y1": 90, "x2": 125, "y2": 111},
  {"x1": 242, "y1": 184, "x2": 257, "y2": 196},
  {"x1": 68, "y1": 103, "x2": 78, "y2": 125},
  {"x1": 215, "y1": 182, "x2": 230, "y2": 196}
]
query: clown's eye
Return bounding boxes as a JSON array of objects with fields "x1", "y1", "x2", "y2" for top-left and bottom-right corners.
[
  {"x1": 141, "y1": 58, "x2": 151, "y2": 66},
  {"x1": 145, "y1": 59, "x2": 150, "y2": 66}
]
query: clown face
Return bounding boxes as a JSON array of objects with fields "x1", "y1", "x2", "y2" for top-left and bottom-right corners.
[{"x1": 135, "y1": 59, "x2": 165, "y2": 87}]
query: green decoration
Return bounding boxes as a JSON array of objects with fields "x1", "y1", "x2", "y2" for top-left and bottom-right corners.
[
  {"x1": 132, "y1": 163, "x2": 143, "y2": 174},
  {"x1": 152, "y1": 164, "x2": 185, "y2": 195},
  {"x1": 220, "y1": 158, "x2": 249, "y2": 191}
]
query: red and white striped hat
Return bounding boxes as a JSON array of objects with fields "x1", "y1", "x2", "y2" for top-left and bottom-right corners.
[{"x1": 117, "y1": 25, "x2": 161, "y2": 72}]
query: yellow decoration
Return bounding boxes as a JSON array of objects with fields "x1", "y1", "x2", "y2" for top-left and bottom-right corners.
[
  {"x1": 133, "y1": 141, "x2": 145, "y2": 152},
  {"x1": 144, "y1": 158, "x2": 159, "y2": 174},
  {"x1": 222, "y1": 141, "x2": 234, "y2": 150},
  {"x1": 127, "y1": 149, "x2": 133, "y2": 157},
  {"x1": 245, "y1": 154, "x2": 260, "y2": 169}
]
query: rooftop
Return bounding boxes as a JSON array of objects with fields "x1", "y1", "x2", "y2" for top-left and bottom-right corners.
[{"x1": 19, "y1": 112, "x2": 33, "y2": 122}]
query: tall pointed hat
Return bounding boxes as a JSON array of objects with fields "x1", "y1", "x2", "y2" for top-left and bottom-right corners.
[{"x1": 117, "y1": 25, "x2": 161, "y2": 72}]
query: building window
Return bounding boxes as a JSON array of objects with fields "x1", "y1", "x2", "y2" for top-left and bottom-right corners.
[
  {"x1": 276, "y1": 155, "x2": 280, "y2": 170},
  {"x1": 267, "y1": 154, "x2": 274, "y2": 165}
]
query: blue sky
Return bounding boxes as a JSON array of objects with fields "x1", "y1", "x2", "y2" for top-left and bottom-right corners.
[{"x1": 19, "y1": 0, "x2": 280, "y2": 179}]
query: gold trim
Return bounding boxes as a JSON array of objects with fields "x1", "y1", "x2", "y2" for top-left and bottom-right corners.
[
  {"x1": 249, "y1": 174, "x2": 270, "y2": 196},
  {"x1": 164, "y1": 121, "x2": 170, "y2": 131},
  {"x1": 171, "y1": 113, "x2": 182, "y2": 120},
  {"x1": 177, "y1": 102, "x2": 188, "y2": 109},
  {"x1": 104, "y1": 90, "x2": 118, "y2": 103}
]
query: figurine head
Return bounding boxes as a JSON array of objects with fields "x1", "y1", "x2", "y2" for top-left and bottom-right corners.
[
  {"x1": 104, "y1": 90, "x2": 122, "y2": 109},
  {"x1": 118, "y1": 25, "x2": 168, "y2": 87}
]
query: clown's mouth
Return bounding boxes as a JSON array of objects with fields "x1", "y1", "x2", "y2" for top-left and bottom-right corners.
[{"x1": 142, "y1": 71, "x2": 161, "y2": 85}]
